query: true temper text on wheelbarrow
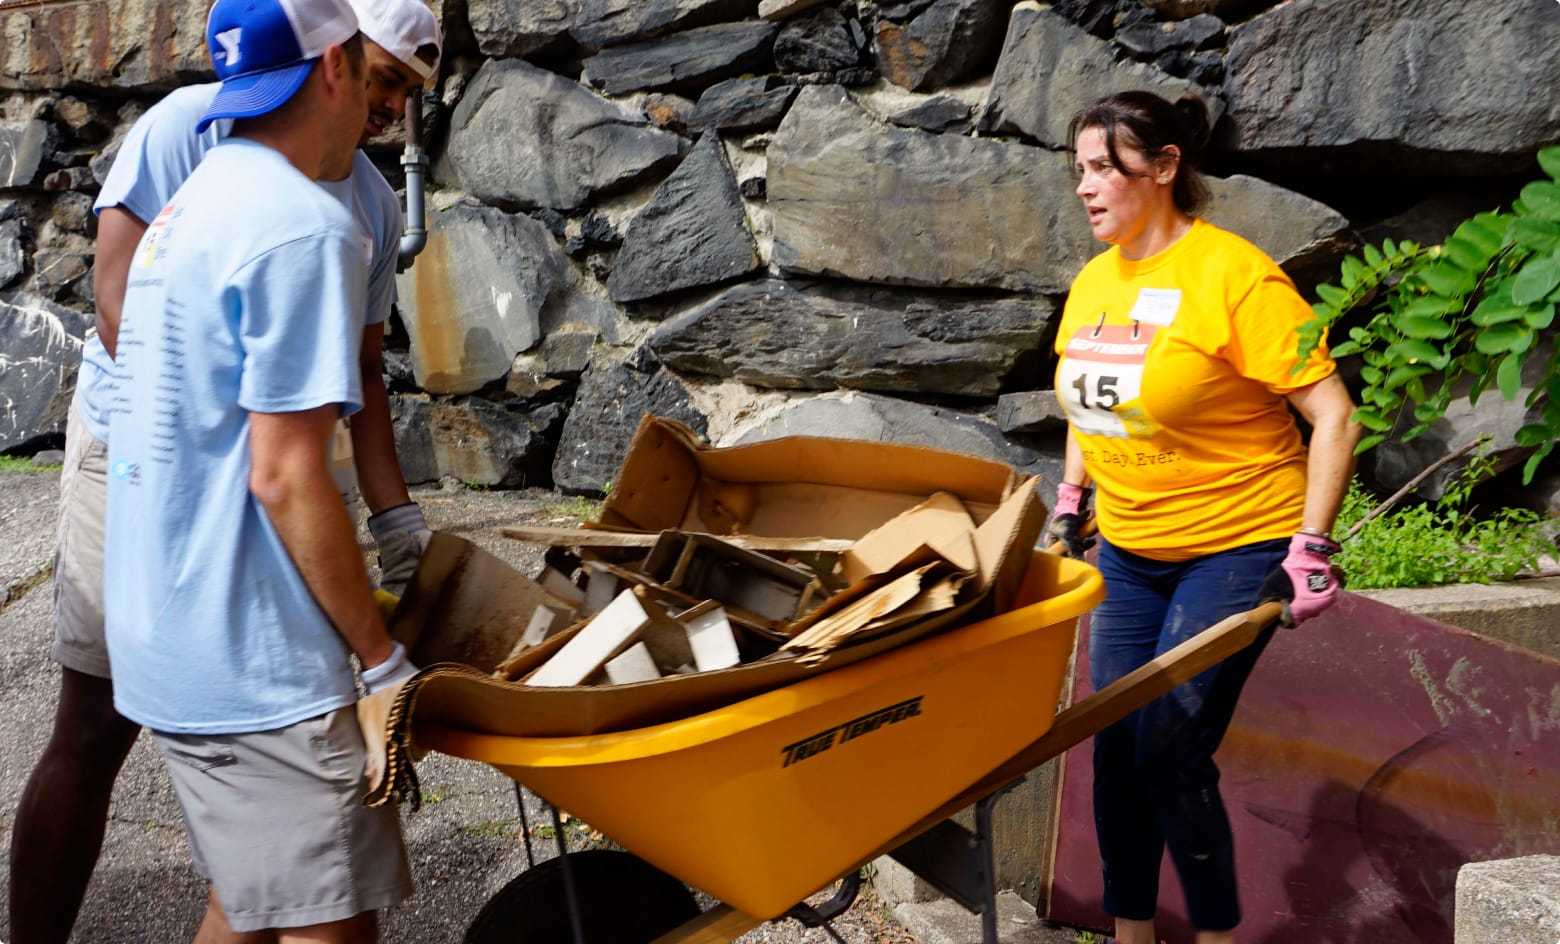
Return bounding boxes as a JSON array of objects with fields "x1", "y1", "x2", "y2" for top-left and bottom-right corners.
[{"x1": 780, "y1": 696, "x2": 925, "y2": 767}]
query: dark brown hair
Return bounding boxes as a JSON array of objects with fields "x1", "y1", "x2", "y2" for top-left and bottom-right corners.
[{"x1": 1067, "y1": 91, "x2": 1212, "y2": 215}]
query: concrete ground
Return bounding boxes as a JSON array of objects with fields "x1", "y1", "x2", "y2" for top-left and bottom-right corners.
[{"x1": 0, "y1": 470, "x2": 1091, "y2": 943}]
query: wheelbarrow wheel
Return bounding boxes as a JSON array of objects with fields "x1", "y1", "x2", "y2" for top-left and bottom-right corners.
[{"x1": 464, "y1": 849, "x2": 702, "y2": 944}]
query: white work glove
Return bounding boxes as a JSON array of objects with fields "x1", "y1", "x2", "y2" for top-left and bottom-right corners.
[
  {"x1": 361, "y1": 641, "x2": 419, "y2": 696},
  {"x1": 368, "y1": 502, "x2": 433, "y2": 598}
]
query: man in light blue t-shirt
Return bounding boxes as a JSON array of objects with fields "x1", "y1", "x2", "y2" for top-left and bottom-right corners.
[{"x1": 7, "y1": 0, "x2": 440, "y2": 940}]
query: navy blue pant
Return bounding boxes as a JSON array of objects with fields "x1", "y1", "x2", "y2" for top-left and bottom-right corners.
[{"x1": 1089, "y1": 537, "x2": 1286, "y2": 932}]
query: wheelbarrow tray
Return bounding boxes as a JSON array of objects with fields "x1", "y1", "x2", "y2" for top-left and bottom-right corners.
[{"x1": 418, "y1": 549, "x2": 1104, "y2": 920}]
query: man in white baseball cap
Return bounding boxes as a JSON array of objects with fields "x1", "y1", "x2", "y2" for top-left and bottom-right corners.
[{"x1": 6, "y1": 0, "x2": 442, "y2": 940}]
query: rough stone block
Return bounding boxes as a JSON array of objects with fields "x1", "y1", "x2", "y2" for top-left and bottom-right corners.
[
  {"x1": 435, "y1": 59, "x2": 681, "y2": 212},
  {"x1": 1356, "y1": 579, "x2": 1560, "y2": 663},
  {"x1": 997, "y1": 392, "x2": 1067, "y2": 434},
  {"x1": 1455, "y1": 855, "x2": 1560, "y2": 944}
]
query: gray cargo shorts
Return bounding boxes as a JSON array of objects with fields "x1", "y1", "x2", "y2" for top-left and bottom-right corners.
[
  {"x1": 153, "y1": 707, "x2": 413, "y2": 932},
  {"x1": 52, "y1": 403, "x2": 111, "y2": 678}
]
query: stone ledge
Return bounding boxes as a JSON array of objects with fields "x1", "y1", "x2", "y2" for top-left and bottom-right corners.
[
  {"x1": 1355, "y1": 578, "x2": 1560, "y2": 662},
  {"x1": 1455, "y1": 855, "x2": 1560, "y2": 944}
]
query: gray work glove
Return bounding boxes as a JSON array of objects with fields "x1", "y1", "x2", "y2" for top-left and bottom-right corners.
[{"x1": 368, "y1": 502, "x2": 433, "y2": 598}]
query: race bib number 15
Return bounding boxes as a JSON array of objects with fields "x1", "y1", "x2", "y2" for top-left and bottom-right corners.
[{"x1": 1058, "y1": 323, "x2": 1158, "y2": 438}]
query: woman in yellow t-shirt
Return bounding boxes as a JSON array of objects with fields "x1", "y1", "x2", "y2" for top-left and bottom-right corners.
[{"x1": 1047, "y1": 91, "x2": 1363, "y2": 944}]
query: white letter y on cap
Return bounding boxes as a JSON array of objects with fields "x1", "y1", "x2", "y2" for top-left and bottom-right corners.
[{"x1": 216, "y1": 27, "x2": 242, "y2": 66}]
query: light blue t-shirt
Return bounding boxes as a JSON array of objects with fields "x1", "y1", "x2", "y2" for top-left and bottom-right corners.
[
  {"x1": 104, "y1": 139, "x2": 368, "y2": 734},
  {"x1": 79, "y1": 82, "x2": 402, "y2": 444}
]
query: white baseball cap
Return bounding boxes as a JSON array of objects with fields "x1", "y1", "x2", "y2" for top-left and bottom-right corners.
[{"x1": 347, "y1": 0, "x2": 442, "y2": 79}]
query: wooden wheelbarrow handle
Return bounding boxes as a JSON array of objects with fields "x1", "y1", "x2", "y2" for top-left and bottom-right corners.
[{"x1": 862, "y1": 599, "x2": 1285, "y2": 867}]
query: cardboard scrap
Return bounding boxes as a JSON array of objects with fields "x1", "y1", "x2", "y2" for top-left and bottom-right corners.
[
  {"x1": 645, "y1": 531, "x2": 825, "y2": 623},
  {"x1": 503, "y1": 525, "x2": 852, "y2": 554},
  {"x1": 837, "y1": 491, "x2": 978, "y2": 586},
  {"x1": 389, "y1": 532, "x2": 576, "y2": 673},
  {"x1": 782, "y1": 564, "x2": 939, "y2": 659}
]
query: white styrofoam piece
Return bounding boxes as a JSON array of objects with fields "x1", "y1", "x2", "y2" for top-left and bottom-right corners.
[
  {"x1": 604, "y1": 642, "x2": 662, "y2": 684},
  {"x1": 581, "y1": 565, "x2": 620, "y2": 617},
  {"x1": 540, "y1": 567, "x2": 586, "y2": 605},
  {"x1": 521, "y1": 606, "x2": 559, "y2": 647},
  {"x1": 529, "y1": 589, "x2": 649, "y2": 687},
  {"x1": 685, "y1": 606, "x2": 741, "y2": 672}
]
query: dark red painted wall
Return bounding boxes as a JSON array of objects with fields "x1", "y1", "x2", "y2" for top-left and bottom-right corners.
[{"x1": 1048, "y1": 592, "x2": 1560, "y2": 943}]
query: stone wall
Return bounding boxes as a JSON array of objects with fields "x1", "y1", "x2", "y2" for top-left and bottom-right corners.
[{"x1": 3, "y1": 0, "x2": 1559, "y2": 496}]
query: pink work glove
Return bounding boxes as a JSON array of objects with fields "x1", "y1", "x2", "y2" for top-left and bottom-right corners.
[
  {"x1": 1260, "y1": 532, "x2": 1343, "y2": 626},
  {"x1": 1048, "y1": 482, "x2": 1096, "y2": 559}
]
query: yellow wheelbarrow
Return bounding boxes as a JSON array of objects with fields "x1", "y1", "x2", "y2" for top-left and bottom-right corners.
[
  {"x1": 414, "y1": 539, "x2": 1279, "y2": 936},
  {"x1": 418, "y1": 549, "x2": 1282, "y2": 944}
]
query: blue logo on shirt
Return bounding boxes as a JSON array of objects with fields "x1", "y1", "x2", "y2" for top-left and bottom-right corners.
[{"x1": 111, "y1": 460, "x2": 140, "y2": 483}]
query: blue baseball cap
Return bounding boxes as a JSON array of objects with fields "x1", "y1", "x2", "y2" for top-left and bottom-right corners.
[{"x1": 197, "y1": 0, "x2": 361, "y2": 133}]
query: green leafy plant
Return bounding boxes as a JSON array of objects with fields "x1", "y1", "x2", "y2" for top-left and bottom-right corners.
[
  {"x1": 1297, "y1": 145, "x2": 1560, "y2": 483},
  {"x1": 1333, "y1": 468, "x2": 1551, "y2": 590}
]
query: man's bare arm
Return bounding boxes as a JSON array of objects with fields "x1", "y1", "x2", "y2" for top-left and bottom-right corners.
[
  {"x1": 250, "y1": 405, "x2": 395, "y2": 668},
  {"x1": 91, "y1": 207, "x2": 149, "y2": 359},
  {"x1": 350, "y1": 322, "x2": 413, "y2": 514}
]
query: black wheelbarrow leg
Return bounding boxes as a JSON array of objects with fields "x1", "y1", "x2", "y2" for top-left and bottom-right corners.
[
  {"x1": 513, "y1": 782, "x2": 535, "y2": 870},
  {"x1": 885, "y1": 779, "x2": 1024, "y2": 944},
  {"x1": 549, "y1": 802, "x2": 588, "y2": 944}
]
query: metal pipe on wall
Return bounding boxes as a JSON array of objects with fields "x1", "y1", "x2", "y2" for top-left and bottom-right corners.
[{"x1": 397, "y1": 92, "x2": 429, "y2": 271}]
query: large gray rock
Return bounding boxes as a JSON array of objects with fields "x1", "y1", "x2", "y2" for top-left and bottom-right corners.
[
  {"x1": 551, "y1": 356, "x2": 710, "y2": 494},
  {"x1": 0, "y1": 292, "x2": 88, "y2": 453},
  {"x1": 465, "y1": 0, "x2": 576, "y2": 57},
  {"x1": 0, "y1": 220, "x2": 24, "y2": 289},
  {"x1": 1115, "y1": 13, "x2": 1224, "y2": 58},
  {"x1": 1, "y1": 119, "x2": 55, "y2": 190},
  {"x1": 774, "y1": 7, "x2": 864, "y2": 74},
  {"x1": 648, "y1": 279, "x2": 1055, "y2": 397},
  {"x1": 390, "y1": 395, "x2": 564, "y2": 488},
  {"x1": 466, "y1": 0, "x2": 755, "y2": 57},
  {"x1": 395, "y1": 204, "x2": 567, "y2": 395},
  {"x1": 689, "y1": 77, "x2": 799, "y2": 134},
  {"x1": 1224, "y1": 0, "x2": 1560, "y2": 172},
  {"x1": 769, "y1": 84, "x2": 1095, "y2": 293},
  {"x1": 436, "y1": 59, "x2": 682, "y2": 211},
  {"x1": 727, "y1": 390, "x2": 1052, "y2": 478},
  {"x1": 979, "y1": 2, "x2": 1213, "y2": 147},
  {"x1": 874, "y1": 0, "x2": 1007, "y2": 92},
  {"x1": 0, "y1": 1, "x2": 208, "y2": 93},
  {"x1": 887, "y1": 96, "x2": 974, "y2": 134},
  {"x1": 771, "y1": 85, "x2": 1349, "y2": 292},
  {"x1": 1142, "y1": 0, "x2": 1274, "y2": 19},
  {"x1": 607, "y1": 133, "x2": 760, "y2": 304},
  {"x1": 996, "y1": 391, "x2": 1067, "y2": 434},
  {"x1": 1201, "y1": 173, "x2": 1352, "y2": 286},
  {"x1": 583, "y1": 21, "x2": 779, "y2": 96},
  {"x1": 1455, "y1": 856, "x2": 1560, "y2": 944},
  {"x1": 571, "y1": 0, "x2": 756, "y2": 49}
]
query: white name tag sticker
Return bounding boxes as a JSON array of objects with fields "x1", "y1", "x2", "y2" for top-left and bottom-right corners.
[{"x1": 1128, "y1": 288, "x2": 1182, "y2": 326}]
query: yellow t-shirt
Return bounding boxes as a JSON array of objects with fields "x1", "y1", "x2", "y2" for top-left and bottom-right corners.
[{"x1": 1053, "y1": 219, "x2": 1335, "y2": 561}]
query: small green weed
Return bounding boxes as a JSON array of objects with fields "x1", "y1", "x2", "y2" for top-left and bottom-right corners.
[
  {"x1": 1335, "y1": 464, "x2": 1553, "y2": 589},
  {"x1": 0, "y1": 455, "x2": 57, "y2": 474},
  {"x1": 1074, "y1": 932, "x2": 1106, "y2": 944},
  {"x1": 422, "y1": 785, "x2": 447, "y2": 806},
  {"x1": 460, "y1": 818, "x2": 519, "y2": 839},
  {"x1": 543, "y1": 495, "x2": 602, "y2": 522}
]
